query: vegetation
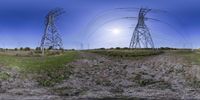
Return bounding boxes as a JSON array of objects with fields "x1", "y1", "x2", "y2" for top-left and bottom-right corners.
[
  {"x1": 0, "y1": 51, "x2": 78, "y2": 86},
  {"x1": 24, "y1": 47, "x2": 31, "y2": 51},
  {"x1": 35, "y1": 47, "x2": 41, "y2": 51},
  {"x1": 14, "y1": 48, "x2": 18, "y2": 51},
  {"x1": 175, "y1": 50, "x2": 200, "y2": 65},
  {"x1": 0, "y1": 72, "x2": 10, "y2": 80},
  {"x1": 133, "y1": 74, "x2": 157, "y2": 86},
  {"x1": 20, "y1": 47, "x2": 24, "y2": 51},
  {"x1": 173, "y1": 50, "x2": 200, "y2": 88},
  {"x1": 89, "y1": 49, "x2": 164, "y2": 58}
]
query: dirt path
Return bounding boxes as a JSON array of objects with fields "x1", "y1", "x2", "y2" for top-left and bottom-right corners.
[{"x1": 1, "y1": 52, "x2": 200, "y2": 100}]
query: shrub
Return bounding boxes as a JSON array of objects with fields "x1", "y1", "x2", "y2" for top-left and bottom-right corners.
[
  {"x1": 14, "y1": 48, "x2": 18, "y2": 51},
  {"x1": 24, "y1": 47, "x2": 31, "y2": 51},
  {"x1": 99, "y1": 48, "x2": 105, "y2": 50},
  {"x1": 48, "y1": 46, "x2": 53, "y2": 50},
  {"x1": 110, "y1": 47, "x2": 114, "y2": 50},
  {"x1": 116, "y1": 47, "x2": 121, "y2": 50},
  {"x1": 35, "y1": 47, "x2": 41, "y2": 51},
  {"x1": 20, "y1": 47, "x2": 23, "y2": 51},
  {"x1": 0, "y1": 72, "x2": 10, "y2": 80},
  {"x1": 123, "y1": 47, "x2": 129, "y2": 50}
]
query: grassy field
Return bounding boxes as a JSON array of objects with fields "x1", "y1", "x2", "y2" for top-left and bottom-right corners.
[
  {"x1": 0, "y1": 51, "x2": 78, "y2": 86},
  {"x1": 88, "y1": 49, "x2": 164, "y2": 58},
  {"x1": 175, "y1": 50, "x2": 200, "y2": 65},
  {"x1": 1, "y1": 49, "x2": 198, "y2": 87}
]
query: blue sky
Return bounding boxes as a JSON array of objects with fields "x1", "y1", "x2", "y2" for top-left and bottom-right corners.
[{"x1": 0, "y1": 0, "x2": 199, "y2": 49}]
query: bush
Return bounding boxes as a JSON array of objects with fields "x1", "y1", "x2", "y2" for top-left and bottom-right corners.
[
  {"x1": 48, "y1": 46, "x2": 53, "y2": 50},
  {"x1": 110, "y1": 47, "x2": 114, "y2": 50},
  {"x1": 14, "y1": 48, "x2": 18, "y2": 51},
  {"x1": 116, "y1": 47, "x2": 121, "y2": 50},
  {"x1": 123, "y1": 47, "x2": 129, "y2": 50},
  {"x1": 99, "y1": 48, "x2": 105, "y2": 50},
  {"x1": 59, "y1": 48, "x2": 65, "y2": 52},
  {"x1": 35, "y1": 47, "x2": 41, "y2": 51},
  {"x1": 24, "y1": 47, "x2": 31, "y2": 51},
  {"x1": 20, "y1": 47, "x2": 23, "y2": 51}
]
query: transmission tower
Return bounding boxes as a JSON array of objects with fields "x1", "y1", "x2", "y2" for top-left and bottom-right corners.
[
  {"x1": 40, "y1": 8, "x2": 65, "y2": 55},
  {"x1": 129, "y1": 8, "x2": 154, "y2": 48}
]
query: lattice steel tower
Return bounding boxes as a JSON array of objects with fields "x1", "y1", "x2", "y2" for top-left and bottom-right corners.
[
  {"x1": 40, "y1": 8, "x2": 65, "y2": 54},
  {"x1": 129, "y1": 8, "x2": 154, "y2": 48}
]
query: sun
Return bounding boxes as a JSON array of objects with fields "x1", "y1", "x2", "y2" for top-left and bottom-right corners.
[{"x1": 111, "y1": 28, "x2": 121, "y2": 35}]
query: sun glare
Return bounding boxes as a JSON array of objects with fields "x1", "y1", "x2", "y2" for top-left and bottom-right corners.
[{"x1": 111, "y1": 28, "x2": 121, "y2": 35}]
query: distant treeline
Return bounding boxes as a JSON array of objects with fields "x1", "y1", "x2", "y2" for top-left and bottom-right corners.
[
  {"x1": 0, "y1": 47, "x2": 76, "y2": 52},
  {"x1": 94, "y1": 47, "x2": 192, "y2": 50},
  {"x1": 0, "y1": 47, "x2": 32, "y2": 51},
  {"x1": 0, "y1": 46, "x2": 192, "y2": 51}
]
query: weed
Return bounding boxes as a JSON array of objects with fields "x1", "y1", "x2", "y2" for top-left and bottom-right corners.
[{"x1": 0, "y1": 72, "x2": 10, "y2": 80}]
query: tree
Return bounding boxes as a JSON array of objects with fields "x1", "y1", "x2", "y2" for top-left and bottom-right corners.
[
  {"x1": 24, "y1": 47, "x2": 31, "y2": 51},
  {"x1": 14, "y1": 48, "x2": 18, "y2": 51},
  {"x1": 116, "y1": 47, "x2": 121, "y2": 50},
  {"x1": 20, "y1": 47, "x2": 23, "y2": 51},
  {"x1": 35, "y1": 47, "x2": 41, "y2": 51},
  {"x1": 48, "y1": 46, "x2": 53, "y2": 50}
]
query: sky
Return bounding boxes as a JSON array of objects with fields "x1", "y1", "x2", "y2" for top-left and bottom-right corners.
[{"x1": 0, "y1": 0, "x2": 200, "y2": 49}]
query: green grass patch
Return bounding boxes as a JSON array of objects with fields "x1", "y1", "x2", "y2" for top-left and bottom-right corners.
[
  {"x1": 0, "y1": 51, "x2": 78, "y2": 86},
  {"x1": 175, "y1": 50, "x2": 200, "y2": 65},
  {"x1": 0, "y1": 72, "x2": 10, "y2": 80}
]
